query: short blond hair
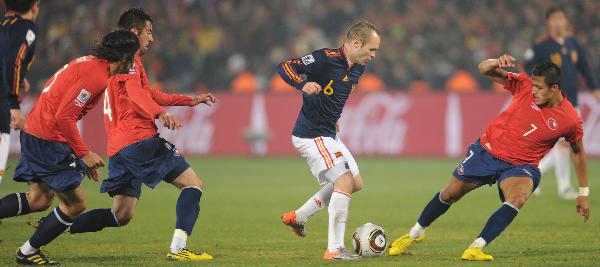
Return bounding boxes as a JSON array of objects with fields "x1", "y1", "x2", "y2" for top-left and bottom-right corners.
[{"x1": 345, "y1": 21, "x2": 380, "y2": 46}]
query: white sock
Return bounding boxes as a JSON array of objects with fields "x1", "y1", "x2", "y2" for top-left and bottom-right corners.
[
  {"x1": 170, "y1": 229, "x2": 188, "y2": 253},
  {"x1": 0, "y1": 133, "x2": 10, "y2": 184},
  {"x1": 554, "y1": 145, "x2": 572, "y2": 193},
  {"x1": 296, "y1": 183, "x2": 334, "y2": 223},
  {"x1": 327, "y1": 190, "x2": 351, "y2": 251},
  {"x1": 20, "y1": 240, "x2": 38, "y2": 255},
  {"x1": 409, "y1": 222, "x2": 425, "y2": 240},
  {"x1": 470, "y1": 237, "x2": 487, "y2": 248}
]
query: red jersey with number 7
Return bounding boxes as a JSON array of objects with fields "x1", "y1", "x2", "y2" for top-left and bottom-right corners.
[
  {"x1": 103, "y1": 55, "x2": 192, "y2": 156},
  {"x1": 25, "y1": 56, "x2": 110, "y2": 157},
  {"x1": 479, "y1": 72, "x2": 583, "y2": 165}
]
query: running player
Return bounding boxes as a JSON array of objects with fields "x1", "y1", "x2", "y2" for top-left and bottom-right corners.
[
  {"x1": 66, "y1": 8, "x2": 216, "y2": 261},
  {"x1": 0, "y1": 30, "x2": 139, "y2": 265}
]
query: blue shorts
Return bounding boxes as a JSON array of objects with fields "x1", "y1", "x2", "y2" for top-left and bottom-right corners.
[
  {"x1": 13, "y1": 132, "x2": 87, "y2": 192},
  {"x1": 453, "y1": 139, "x2": 541, "y2": 202},
  {"x1": 100, "y1": 136, "x2": 190, "y2": 199}
]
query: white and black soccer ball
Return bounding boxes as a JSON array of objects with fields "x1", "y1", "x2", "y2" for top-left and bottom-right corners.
[{"x1": 351, "y1": 223, "x2": 388, "y2": 257}]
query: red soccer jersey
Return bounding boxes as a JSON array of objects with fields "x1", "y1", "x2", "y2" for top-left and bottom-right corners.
[
  {"x1": 103, "y1": 55, "x2": 192, "y2": 156},
  {"x1": 480, "y1": 72, "x2": 583, "y2": 165},
  {"x1": 25, "y1": 56, "x2": 110, "y2": 157}
]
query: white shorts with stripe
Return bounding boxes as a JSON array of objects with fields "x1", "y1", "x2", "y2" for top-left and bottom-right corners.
[{"x1": 292, "y1": 135, "x2": 359, "y2": 184}]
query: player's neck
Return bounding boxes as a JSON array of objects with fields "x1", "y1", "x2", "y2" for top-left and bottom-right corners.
[
  {"x1": 549, "y1": 32, "x2": 565, "y2": 44},
  {"x1": 6, "y1": 10, "x2": 34, "y2": 21},
  {"x1": 342, "y1": 43, "x2": 355, "y2": 67},
  {"x1": 547, "y1": 94, "x2": 564, "y2": 107}
]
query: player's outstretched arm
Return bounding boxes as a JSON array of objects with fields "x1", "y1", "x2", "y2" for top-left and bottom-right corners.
[
  {"x1": 570, "y1": 140, "x2": 590, "y2": 222},
  {"x1": 478, "y1": 54, "x2": 515, "y2": 84}
]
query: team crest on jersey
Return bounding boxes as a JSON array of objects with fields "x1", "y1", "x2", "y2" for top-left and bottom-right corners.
[
  {"x1": 26, "y1": 29, "x2": 36, "y2": 46},
  {"x1": 301, "y1": 54, "x2": 315, "y2": 65},
  {"x1": 547, "y1": 118, "x2": 558, "y2": 130},
  {"x1": 74, "y1": 89, "x2": 91, "y2": 107}
]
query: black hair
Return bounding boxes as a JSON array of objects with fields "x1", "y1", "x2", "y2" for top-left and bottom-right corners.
[
  {"x1": 545, "y1": 6, "x2": 566, "y2": 20},
  {"x1": 117, "y1": 7, "x2": 152, "y2": 32},
  {"x1": 532, "y1": 62, "x2": 561, "y2": 88},
  {"x1": 4, "y1": 0, "x2": 37, "y2": 13},
  {"x1": 92, "y1": 30, "x2": 139, "y2": 63}
]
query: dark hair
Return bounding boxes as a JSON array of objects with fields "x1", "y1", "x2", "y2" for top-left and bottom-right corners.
[
  {"x1": 532, "y1": 62, "x2": 561, "y2": 88},
  {"x1": 92, "y1": 30, "x2": 139, "y2": 63},
  {"x1": 545, "y1": 6, "x2": 566, "y2": 20},
  {"x1": 346, "y1": 21, "x2": 380, "y2": 46},
  {"x1": 4, "y1": 0, "x2": 37, "y2": 13},
  {"x1": 117, "y1": 8, "x2": 152, "y2": 32}
]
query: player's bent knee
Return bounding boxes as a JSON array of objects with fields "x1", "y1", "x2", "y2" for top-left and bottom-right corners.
[
  {"x1": 114, "y1": 210, "x2": 135, "y2": 226},
  {"x1": 352, "y1": 177, "x2": 363, "y2": 192},
  {"x1": 506, "y1": 195, "x2": 529, "y2": 209},
  {"x1": 62, "y1": 203, "x2": 87, "y2": 217}
]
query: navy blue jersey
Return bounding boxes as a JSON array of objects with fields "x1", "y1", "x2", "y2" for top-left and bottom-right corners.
[
  {"x1": 524, "y1": 36, "x2": 598, "y2": 107},
  {"x1": 0, "y1": 12, "x2": 38, "y2": 110},
  {"x1": 277, "y1": 47, "x2": 365, "y2": 138}
]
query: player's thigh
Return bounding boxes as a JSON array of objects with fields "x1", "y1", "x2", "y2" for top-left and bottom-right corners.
[
  {"x1": 353, "y1": 174, "x2": 364, "y2": 192},
  {"x1": 333, "y1": 171, "x2": 354, "y2": 195},
  {"x1": 170, "y1": 167, "x2": 204, "y2": 190},
  {"x1": 336, "y1": 137, "x2": 360, "y2": 177},
  {"x1": 440, "y1": 176, "x2": 481, "y2": 204},
  {"x1": 53, "y1": 185, "x2": 88, "y2": 218},
  {"x1": 499, "y1": 177, "x2": 533, "y2": 209}
]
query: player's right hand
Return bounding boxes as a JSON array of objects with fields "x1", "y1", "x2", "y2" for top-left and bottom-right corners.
[
  {"x1": 576, "y1": 196, "x2": 590, "y2": 223},
  {"x1": 496, "y1": 54, "x2": 516, "y2": 68},
  {"x1": 302, "y1": 82, "x2": 322, "y2": 95},
  {"x1": 159, "y1": 112, "x2": 182, "y2": 130}
]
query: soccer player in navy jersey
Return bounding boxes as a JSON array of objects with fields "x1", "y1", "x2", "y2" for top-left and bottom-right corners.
[
  {"x1": 277, "y1": 21, "x2": 381, "y2": 260},
  {"x1": 0, "y1": 0, "x2": 39, "y2": 184}
]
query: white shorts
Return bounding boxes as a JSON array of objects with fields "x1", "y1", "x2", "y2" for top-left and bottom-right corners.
[{"x1": 292, "y1": 135, "x2": 359, "y2": 185}]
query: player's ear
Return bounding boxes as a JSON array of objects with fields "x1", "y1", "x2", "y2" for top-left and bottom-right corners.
[
  {"x1": 129, "y1": 27, "x2": 139, "y2": 35},
  {"x1": 353, "y1": 38, "x2": 362, "y2": 49}
]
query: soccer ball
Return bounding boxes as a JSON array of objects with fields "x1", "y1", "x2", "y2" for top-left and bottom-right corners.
[{"x1": 352, "y1": 223, "x2": 388, "y2": 256}]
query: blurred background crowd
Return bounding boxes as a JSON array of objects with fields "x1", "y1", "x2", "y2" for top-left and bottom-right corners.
[{"x1": 2, "y1": 0, "x2": 599, "y2": 93}]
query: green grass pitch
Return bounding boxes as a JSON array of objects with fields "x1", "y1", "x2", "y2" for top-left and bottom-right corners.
[{"x1": 1, "y1": 156, "x2": 599, "y2": 266}]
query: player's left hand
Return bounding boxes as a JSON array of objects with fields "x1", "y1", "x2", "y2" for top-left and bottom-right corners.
[
  {"x1": 191, "y1": 93, "x2": 217, "y2": 106},
  {"x1": 576, "y1": 196, "x2": 590, "y2": 223},
  {"x1": 10, "y1": 109, "x2": 25, "y2": 129}
]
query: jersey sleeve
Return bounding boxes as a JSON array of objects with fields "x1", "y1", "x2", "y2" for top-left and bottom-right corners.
[
  {"x1": 2, "y1": 20, "x2": 37, "y2": 109},
  {"x1": 277, "y1": 49, "x2": 325, "y2": 90},
  {"x1": 574, "y1": 41, "x2": 599, "y2": 90},
  {"x1": 565, "y1": 115, "x2": 584, "y2": 143},
  {"x1": 503, "y1": 72, "x2": 528, "y2": 95},
  {"x1": 116, "y1": 73, "x2": 165, "y2": 119},
  {"x1": 54, "y1": 79, "x2": 103, "y2": 157}
]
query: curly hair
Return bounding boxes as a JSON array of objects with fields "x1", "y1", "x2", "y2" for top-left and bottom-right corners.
[{"x1": 92, "y1": 30, "x2": 139, "y2": 63}]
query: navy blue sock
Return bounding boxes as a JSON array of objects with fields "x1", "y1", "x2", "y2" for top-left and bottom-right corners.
[
  {"x1": 478, "y1": 203, "x2": 519, "y2": 244},
  {"x1": 417, "y1": 192, "x2": 452, "y2": 227},
  {"x1": 175, "y1": 187, "x2": 202, "y2": 235},
  {"x1": 0, "y1": 193, "x2": 31, "y2": 219},
  {"x1": 69, "y1": 208, "x2": 120, "y2": 234},
  {"x1": 29, "y1": 207, "x2": 73, "y2": 249}
]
